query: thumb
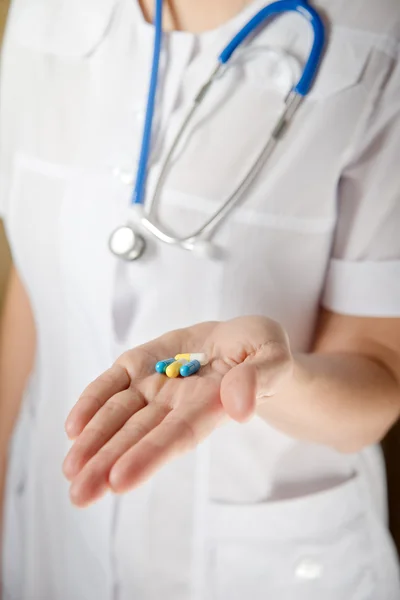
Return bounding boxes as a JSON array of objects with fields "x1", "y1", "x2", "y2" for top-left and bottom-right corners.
[{"x1": 220, "y1": 342, "x2": 293, "y2": 423}]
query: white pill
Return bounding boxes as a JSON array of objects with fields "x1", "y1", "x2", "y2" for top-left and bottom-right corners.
[{"x1": 175, "y1": 353, "x2": 209, "y2": 366}]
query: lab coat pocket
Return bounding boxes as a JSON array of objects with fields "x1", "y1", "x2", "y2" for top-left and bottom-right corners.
[
  {"x1": 7, "y1": 0, "x2": 117, "y2": 57},
  {"x1": 207, "y1": 476, "x2": 376, "y2": 600}
]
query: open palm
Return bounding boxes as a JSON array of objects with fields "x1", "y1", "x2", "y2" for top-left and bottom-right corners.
[{"x1": 63, "y1": 317, "x2": 291, "y2": 507}]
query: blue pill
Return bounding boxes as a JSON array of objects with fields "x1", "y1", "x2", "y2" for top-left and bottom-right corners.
[
  {"x1": 180, "y1": 360, "x2": 201, "y2": 377},
  {"x1": 155, "y1": 358, "x2": 175, "y2": 374}
]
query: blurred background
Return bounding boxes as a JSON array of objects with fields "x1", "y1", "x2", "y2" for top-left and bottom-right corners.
[{"x1": 0, "y1": 0, "x2": 398, "y2": 557}]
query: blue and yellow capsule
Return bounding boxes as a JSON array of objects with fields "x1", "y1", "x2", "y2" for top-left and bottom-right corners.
[
  {"x1": 180, "y1": 360, "x2": 201, "y2": 377},
  {"x1": 155, "y1": 358, "x2": 175, "y2": 374}
]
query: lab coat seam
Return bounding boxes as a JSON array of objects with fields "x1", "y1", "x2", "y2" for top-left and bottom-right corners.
[
  {"x1": 162, "y1": 190, "x2": 335, "y2": 233},
  {"x1": 333, "y1": 26, "x2": 399, "y2": 60},
  {"x1": 10, "y1": 152, "x2": 337, "y2": 234},
  {"x1": 13, "y1": 152, "x2": 82, "y2": 180}
]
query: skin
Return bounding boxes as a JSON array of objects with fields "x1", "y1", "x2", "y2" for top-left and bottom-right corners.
[
  {"x1": 0, "y1": 267, "x2": 36, "y2": 544},
  {"x1": 139, "y1": 0, "x2": 253, "y2": 32},
  {"x1": 63, "y1": 314, "x2": 400, "y2": 507}
]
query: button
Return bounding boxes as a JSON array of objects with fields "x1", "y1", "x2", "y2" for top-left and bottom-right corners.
[
  {"x1": 294, "y1": 558, "x2": 323, "y2": 580},
  {"x1": 113, "y1": 167, "x2": 135, "y2": 186}
]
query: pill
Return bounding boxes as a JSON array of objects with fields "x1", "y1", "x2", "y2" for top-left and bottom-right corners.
[
  {"x1": 175, "y1": 353, "x2": 208, "y2": 366},
  {"x1": 166, "y1": 359, "x2": 188, "y2": 378},
  {"x1": 180, "y1": 360, "x2": 201, "y2": 377},
  {"x1": 155, "y1": 358, "x2": 175, "y2": 374}
]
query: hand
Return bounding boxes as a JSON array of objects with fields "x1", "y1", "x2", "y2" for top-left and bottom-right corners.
[{"x1": 63, "y1": 316, "x2": 292, "y2": 507}]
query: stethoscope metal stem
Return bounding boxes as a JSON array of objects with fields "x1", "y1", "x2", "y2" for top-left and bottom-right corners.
[
  {"x1": 146, "y1": 64, "x2": 223, "y2": 219},
  {"x1": 140, "y1": 91, "x2": 303, "y2": 245}
]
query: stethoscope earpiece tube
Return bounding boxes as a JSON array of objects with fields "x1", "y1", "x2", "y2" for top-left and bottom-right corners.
[{"x1": 218, "y1": 0, "x2": 325, "y2": 95}]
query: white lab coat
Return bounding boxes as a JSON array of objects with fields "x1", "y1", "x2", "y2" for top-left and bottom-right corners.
[{"x1": 1, "y1": 0, "x2": 400, "y2": 598}]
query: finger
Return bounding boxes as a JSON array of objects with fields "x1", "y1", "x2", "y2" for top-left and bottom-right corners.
[
  {"x1": 65, "y1": 365, "x2": 131, "y2": 440},
  {"x1": 220, "y1": 342, "x2": 293, "y2": 422},
  {"x1": 63, "y1": 387, "x2": 146, "y2": 480},
  {"x1": 69, "y1": 403, "x2": 170, "y2": 507},
  {"x1": 65, "y1": 322, "x2": 214, "y2": 441},
  {"x1": 109, "y1": 400, "x2": 222, "y2": 493}
]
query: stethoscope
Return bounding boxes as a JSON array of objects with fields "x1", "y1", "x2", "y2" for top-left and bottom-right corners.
[{"x1": 109, "y1": 0, "x2": 326, "y2": 261}]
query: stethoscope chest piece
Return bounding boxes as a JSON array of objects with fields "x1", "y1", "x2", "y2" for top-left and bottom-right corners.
[{"x1": 109, "y1": 225, "x2": 146, "y2": 261}]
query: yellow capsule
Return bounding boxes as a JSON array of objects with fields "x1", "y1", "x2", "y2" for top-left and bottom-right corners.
[{"x1": 166, "y1": 360, "x2": 187, "y2": 378}]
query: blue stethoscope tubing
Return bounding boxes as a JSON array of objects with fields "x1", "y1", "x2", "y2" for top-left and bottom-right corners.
[
  {"x1": 133, "y1": 0, "x2": 325, "y2": 208},
  {"x1": 132, "y1": 0, "x2": 164, "y2": 207},
  {"x1": 109, "y1": 0, "x2": 326, "y2": 260}
]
